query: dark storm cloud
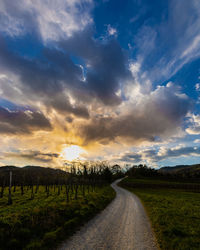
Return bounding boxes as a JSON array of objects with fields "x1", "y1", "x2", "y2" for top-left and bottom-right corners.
[
  {"x1": 0, "y1": 36, "x2": 82, "y2": 95},
  {"x1": 48, "y1": 93, "x2": 89, "y2": 119},
  {"x1": 0, "y1": 106, "x2": 52, "y2": 134},
  {"x1": 0, "y1": 36, "x2": 91, "y2": 118},
  {"x1": 86, "y1": 39, "x2": 129, "y2": 105},
  {"x1": 61, "y1": 30, "x2": 131, "y2": 105},
  {"x1": 5, "y1": 150, "x2": 59, "y2": 163},
  {"x1": 119, "y1": 152, "x2": 143, "y2": 163},
  {"x1": 0, "y1": 2, "x2": 194, "y2": 145},
  {"x1": 79, "y1": 84, "x2": 192, "y2": 144},
  {"x1": 0, "y1": 28, "x2": 130, "y2": 109},
  {"x1": 79, "y1": 114, "x2": 159, "y2": 144},
  {"x1": 0, "y1": 1, "x2": 130, "y2": 114}
]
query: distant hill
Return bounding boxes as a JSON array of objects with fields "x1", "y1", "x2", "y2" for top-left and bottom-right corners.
[
  {"x1": 0, "y1": 166, "x2": 18, "y2": 171},
  {"x1": 0, "y1": 165, "x2": 69, "y2": 185},
  {"x1": 159, "y1": 164, "x2": 200, "y2": 177},
  {"x1": 0, "y1": 165, "x2": 66, "y2": 173},
  {"x1": 22, "y1": 165, "x2": 66, "y2": 174}
]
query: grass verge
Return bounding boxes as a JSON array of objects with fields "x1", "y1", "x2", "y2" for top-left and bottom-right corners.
[
  {"x1": 0, "y1": 185, "x2": 115, "y2": 250},
  {"x1": 120, "y1": 178, "x2": 200, "y2": 250}
]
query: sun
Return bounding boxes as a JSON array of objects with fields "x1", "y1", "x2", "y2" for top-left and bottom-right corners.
[{"x1": 61, "y1": 145, "x2": 84, "y2": 161}]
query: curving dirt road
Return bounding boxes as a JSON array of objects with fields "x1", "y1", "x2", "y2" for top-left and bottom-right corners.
[{"x1": 58, "y1": 179, "x2": 158, "y2": 250}]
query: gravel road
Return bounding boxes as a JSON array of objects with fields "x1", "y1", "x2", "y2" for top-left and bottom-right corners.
[{"x1": 58, "y1": 179, "x2": 158, "y2": 250}]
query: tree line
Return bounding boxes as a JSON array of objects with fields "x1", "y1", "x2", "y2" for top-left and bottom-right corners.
[
  {"x1": 0, "y1": 163, "x2": 124, "y2": 205},
  {"x1": 126, "y1": 164, "x2": 200, "y2": 180}
]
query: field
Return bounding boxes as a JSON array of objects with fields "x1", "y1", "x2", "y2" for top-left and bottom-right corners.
[
  {"x1": 120, "y1": 176, "x2": 200, "y2": 191},
  {"x1": 0, "y1": 184, "x2": 115, "y2": 250},
  {"x1": 120, "y1": 177, "x2": 200, "y2": 250}
]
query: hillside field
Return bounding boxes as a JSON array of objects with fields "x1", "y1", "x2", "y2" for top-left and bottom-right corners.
[
  {"x1": 120, "y1": 177, "x2": 200, "y2": 250},
  {"x1": 0, "y1": 184, "x2": 115, "y2": 250}
]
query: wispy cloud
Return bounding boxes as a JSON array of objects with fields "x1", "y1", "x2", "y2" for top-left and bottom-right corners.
[
  {"x1": 0, "y1": 0, "x2": 93, "y2": 41},
  {"x1": 107, "y1": 25, "x2": 117, "y2": 36},
  {"x1": 132, "y1": 0, "x2": 200, "y2": 84}
]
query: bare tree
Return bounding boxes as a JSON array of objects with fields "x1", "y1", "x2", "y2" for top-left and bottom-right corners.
[{"x1": 8, "y1": 171, "x2": 12, "y2": 205}]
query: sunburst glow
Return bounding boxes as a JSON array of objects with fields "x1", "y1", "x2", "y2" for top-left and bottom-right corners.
[{"x1": 61, "y1": 145, "x2": 84, "y2": 161}]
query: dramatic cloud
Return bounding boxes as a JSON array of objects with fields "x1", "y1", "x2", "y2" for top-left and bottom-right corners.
[
  {"x1": 0, "y1": 38, "x2": 82, "y2": 95},
  {"x1": 79, "y1": 83, "x2": 191, "y2": 144},
  {"x1": 0, "y1": 107, "x2": 52, "y2": 134},
  {"x1": 46, "y1": 93, "x2": 90, "y2": 119},
  {"x1": 60, "y1": 31, "x2": 131, "y2": 105},
  {"x1": 0, "y1": 0, "x2": 199, "y2": 167},
  {"x1": 0, "y1": 30, "x2": 130, "y2": 108}
]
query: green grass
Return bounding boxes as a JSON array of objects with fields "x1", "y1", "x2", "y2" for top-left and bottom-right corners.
[
  {"x1": 122, "y1": 176, "x2": 200, "y2": 185},
  {"x1": 0, "y1": 185, "x2": 115, "y2": 250},
  {"x1": 120, "y1": 178, "x2": 200, "y2": 250},
  {"x1": 121, "y1": 177, "x2": 185, "y2": 184},
  {"x1": 121, "y1": 176, "x2": 200, "y2": 192}
]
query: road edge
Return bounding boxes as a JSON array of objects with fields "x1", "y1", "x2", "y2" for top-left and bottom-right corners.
[{"x1": 118, "y1": 180, "x2": 160, "y2": 250}]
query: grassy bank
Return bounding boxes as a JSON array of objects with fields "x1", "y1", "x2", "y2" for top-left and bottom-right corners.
[
  {"x1": 120, "y1": 176, "x2": 200, "y2": 191},
  {"x1": 0, "y1": 185, "x2": 115, "y2": 250},
  {"x1": 120, "y1": 178, "x2": 200, "y2": 250}
]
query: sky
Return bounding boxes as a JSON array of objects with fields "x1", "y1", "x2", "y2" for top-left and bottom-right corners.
[{"x1": 0, "y1": 0, "x2": 200, "y2": 168}]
